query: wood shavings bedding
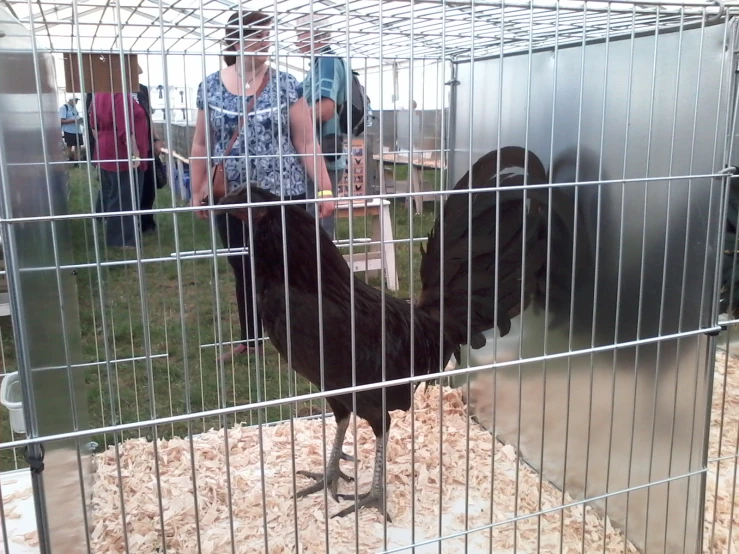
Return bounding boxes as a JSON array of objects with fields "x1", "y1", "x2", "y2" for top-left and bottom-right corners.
[
  {"x1": 703, "y1": 349, "x2": 739, "y2": 554},
  {"x1": 11, "y1": 531, "x2": 38, "y2": 548},
  {"x1": 0, "y1": 473, "x2": 39, "y2": 553},
  {"x1": 89, "y1": 386, "x2": 639, "y2": 554}
]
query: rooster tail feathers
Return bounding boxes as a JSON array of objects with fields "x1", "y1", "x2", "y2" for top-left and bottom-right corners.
[{"x1": 417, "y1": 146, "x2": 552, "y2": 347}]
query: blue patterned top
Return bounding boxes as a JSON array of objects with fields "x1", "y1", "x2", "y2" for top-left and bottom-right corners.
[{"x1": 196, "y1": 68, "x2": 307, "y2": 197}]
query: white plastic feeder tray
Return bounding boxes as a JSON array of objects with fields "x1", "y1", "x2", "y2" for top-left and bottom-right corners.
[{"x1": 1, "y1": 371, "x2": 26, "y2": 434}]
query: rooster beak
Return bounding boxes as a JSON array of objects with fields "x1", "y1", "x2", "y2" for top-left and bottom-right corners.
[{"x1": 219, "y1": 184, "x2": 251, "y2": 206}]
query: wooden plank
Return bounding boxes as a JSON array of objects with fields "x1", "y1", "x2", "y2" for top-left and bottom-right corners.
[
  {"x1": 373, "y1": 151, "x2": 446, "y2": 170},
  {"x1": 160, "y1": 147, "x2": 190, "y2": 165},
  {"x1": 63, "y1": 53, "x2": 139, "y2": 94}
]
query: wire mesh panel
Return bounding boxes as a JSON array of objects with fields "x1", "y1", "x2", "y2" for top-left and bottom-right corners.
[
  {"x1": 0, "y1": 10, "x2": 94, "y2": 553},
  {"x1": 449, "y1": 13, "x2": 733, "y2": 553},
  {"x1": 0, "y1": 1, "x2": 737, "y2": 554}
]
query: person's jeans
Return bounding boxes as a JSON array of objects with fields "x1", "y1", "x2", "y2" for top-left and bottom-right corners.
[
  {"x1": 97, "y1": 167, "x2": 143, "y2": 248},
  {"x1": 216, "y1": 192, "x2": 308, "y2": 346},
  {"x1": 96, "y1": 164, "x2": 155, "y2": 232}
]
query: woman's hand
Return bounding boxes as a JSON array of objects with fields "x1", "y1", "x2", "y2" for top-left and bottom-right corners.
[
  {"x1": 190, "y1": 186, "x2": 209, "y2": 220},
  {"x1": 131, "y1": 138, "x2": 141, "y2": 169},
  {"x1": 317, "y1": 189, "x2": 335, "y2": 219},
  {"x1": 288, "y1": 98, "x2": 338, "y2": 220}
]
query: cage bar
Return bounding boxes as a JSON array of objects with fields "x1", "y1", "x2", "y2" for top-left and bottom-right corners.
[{"x1": 0, "y1": 1, "x2": 738, "y2": 554}]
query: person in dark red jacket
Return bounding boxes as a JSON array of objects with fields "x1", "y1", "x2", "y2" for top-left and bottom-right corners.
[
  {"x1": 86, "y1": 79, "x2": 164, "y2": 235},
  {"x1": 88, "y1": 92, "x2": 150, "y2": 249}
]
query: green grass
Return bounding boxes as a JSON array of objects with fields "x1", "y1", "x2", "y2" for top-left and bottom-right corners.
[
  {"x1": 0, "y1": 168, "x2": 441, "y2": 471},
  {"x1": 380, "y1": 163, "x2": 445, "y2": 192}
]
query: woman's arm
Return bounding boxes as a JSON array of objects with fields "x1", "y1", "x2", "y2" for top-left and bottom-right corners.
[
  {"x1": 188, "y1": 80, "x2": 211, "y2": 218},
  {"x1": 289, "y1": 97, "x2": 335, "y2": 218},
  {"x1": 189, "y1": 109, "x2": 209, "y2": 218}
]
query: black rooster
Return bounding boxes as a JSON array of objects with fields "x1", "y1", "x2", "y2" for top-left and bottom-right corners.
[
  {"x1": 720, "y1": 175, "x2": 739, "y2": 318},
  {"x1": 217, "y1": 146, "x2": 559, "y2": 521}
]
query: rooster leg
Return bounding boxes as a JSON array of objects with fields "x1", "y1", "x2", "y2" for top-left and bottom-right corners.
[
  {"x1": 334, "y1": 427, "x2": 392, "y2": 523},
  {"x1": 295, "y1": 415, "x2": 354, "y2": 501}
]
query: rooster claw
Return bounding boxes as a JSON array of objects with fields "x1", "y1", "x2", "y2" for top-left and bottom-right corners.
[
  {"x1": 340, "y1": 451, "x2": 355, "y2": 462},
  {"x1": 295, "y1": 468, "x2": 354, "y2": 502},
  {"x1": 333, "y1": 489, "x2": 392, "y2": 523}
]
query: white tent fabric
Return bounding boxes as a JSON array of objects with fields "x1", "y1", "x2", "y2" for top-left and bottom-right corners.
[
  {"x1": 0, "y1": 0, "x2": 715, "y2": 60},
  {"x1": 1, "y1": 0, "x2": 724, "y2": 112}
]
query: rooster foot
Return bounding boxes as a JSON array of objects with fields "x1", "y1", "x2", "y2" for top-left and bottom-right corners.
[
  {"x1": 334, "y1": 487, "x2": 392, "y2": 523},
  {"x1": 295, "y1": 466, "x2": 354, "y2": 501}
]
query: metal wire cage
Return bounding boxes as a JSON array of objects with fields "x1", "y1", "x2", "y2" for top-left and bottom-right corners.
[{"x1": 0, "y1": 0, "x2": 738, "y2": 553}]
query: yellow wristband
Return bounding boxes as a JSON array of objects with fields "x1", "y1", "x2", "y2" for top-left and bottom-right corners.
[{"x1": 318, "y1": 190, "x2": 333, "y2": 197}]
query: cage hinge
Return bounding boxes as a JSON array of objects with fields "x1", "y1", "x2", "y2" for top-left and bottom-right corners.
[
  {"x1": 717, "y1": 166, "x2": 737, "y2": 178},
  {"x1": 705, "y1": 327, "x2": 723, "y2": 337},
  {"x1": 708, "y1": 0, "x2": 726, "y2": 24},
  {"x1": 23, "y1": 444, "x2": 45, "y2": 475},
  {"x1": 0, "y1": 31, "x2": 5, "y2": 39},
  {"x1": 445, "y1": 79, "x2": 460, "y2": 86}
]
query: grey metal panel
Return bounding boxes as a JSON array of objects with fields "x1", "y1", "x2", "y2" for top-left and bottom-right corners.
[
  {"x1": 365, "y1": 108, "x2": 449, "y2": 153},
  {"x1": 395, "y1": 109, "x2": 424, "y2": 151},
  {"x1": 153, "y1": 121, "x2": 196, "y2": 161},
  {"x1": 361, "y1": 109, "x2": 397, "y2": 152},
  {"x1": 450, "y1": 22, "x2": 731, "y2": 553},
  {"x1": 0, "y1": 9, "x2": 93, "y2": 554}
]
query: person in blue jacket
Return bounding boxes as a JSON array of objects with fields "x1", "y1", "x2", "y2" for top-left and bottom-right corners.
[{"x1": 295, "y1": 15, "x2": 347, "y2": 239}]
